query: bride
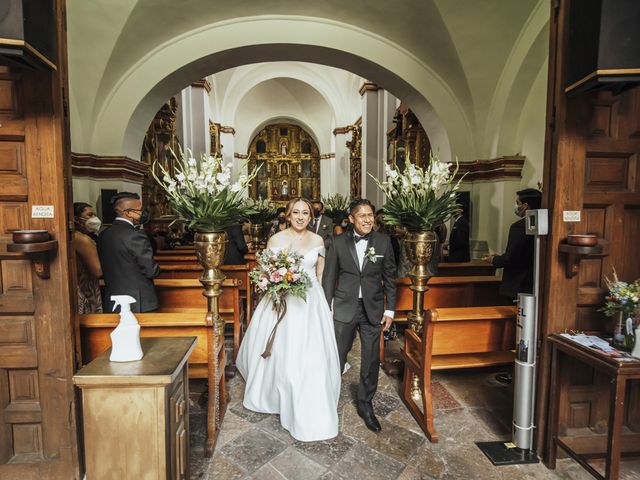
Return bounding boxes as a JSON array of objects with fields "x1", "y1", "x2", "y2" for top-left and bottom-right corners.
[{"x1": 236, "y1": 197, "x2": 341, "y2": 442}]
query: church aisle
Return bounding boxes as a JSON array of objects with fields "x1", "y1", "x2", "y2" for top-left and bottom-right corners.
[{"x1": 187, "y1": 339, "x2": 635, "y2": 480}]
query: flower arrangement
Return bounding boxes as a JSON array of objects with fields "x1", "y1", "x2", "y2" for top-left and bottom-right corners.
[
  {"x1": 365, "y1": 246, "x2": 378, "y2": 263},
  {"x1": 244, "y1": 198, "x2": 277, "y2": 224},
  {"x1": 249, "y1": 248, "x2": 312, "y2": 358},
  {"x1": 152, "y1": 148, "x2": 260, "y2": 232},
  {"x1": 250, "y1": 248, "x2": 312, "y2": 306},
  {"x1": 321, "y1": 193, "x2": 351, "y2": 225},
  {"x1": 600, "y1": 272, "x2": 640, "y2": 318},
  {"x1": 371, "y1": 151, "x2": 464, "y2": 232}
]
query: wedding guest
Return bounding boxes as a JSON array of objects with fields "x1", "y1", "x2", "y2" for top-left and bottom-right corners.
[
  {"x1": 73, "y1": 202, "x2": 103, "y2": 314},
  {"x1": 98, "y1": 192, "x2": 160, "y2": 313}
]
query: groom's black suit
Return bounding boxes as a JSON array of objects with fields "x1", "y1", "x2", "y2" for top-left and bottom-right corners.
[{"x1": 322, "y1": 229, "x2": 397, "y2": 403}]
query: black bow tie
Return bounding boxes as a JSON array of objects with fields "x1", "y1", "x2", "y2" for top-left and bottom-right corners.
[{"x1": 354, "y1": 234, "x2": 370, "y2": 243}]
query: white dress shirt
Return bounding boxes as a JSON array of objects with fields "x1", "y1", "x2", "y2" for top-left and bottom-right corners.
[{"x1": 354, "y1": 235, "x2": 394, "y2": 319}]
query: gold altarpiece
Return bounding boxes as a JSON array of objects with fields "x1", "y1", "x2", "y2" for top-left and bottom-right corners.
[
  {"x1": 346, "y1": 124, "x2": 362, "y2": 199},
  {"x1": 247, "y1": 123, "x2": 320, "y2": 204},
  {"x1": 141, "y1": 97, "x2": 180, "y2": 221},
  {"x1": 387, "y1": 102, "x2": 431, "y2": 170}
]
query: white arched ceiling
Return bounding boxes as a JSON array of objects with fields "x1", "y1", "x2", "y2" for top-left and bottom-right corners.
[
  {"x1": 210, "y1": 62, "x2": 363, "y2": 128},
  {"x1": 232, "y1": 78, "x2": 333, "y2": 153},
  {"x1": 67, "y1": 1, "x2": 550, "y2": 163}
]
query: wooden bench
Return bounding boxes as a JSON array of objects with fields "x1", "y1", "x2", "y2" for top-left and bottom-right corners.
[
  {"x1": 435, "y1": 261, "x2": 496, "y2": 277},
  {"x1": 154, "y1": 278, "x2": 244, "y2": 361},
  {"x1": 401, "y1": 306, "x2": 517, "y2": 442},
  {"x1": 157, "y1": 263, "x2": 253, "y2": 327}
]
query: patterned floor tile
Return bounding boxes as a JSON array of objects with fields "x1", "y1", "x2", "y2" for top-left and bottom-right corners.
[{"x1": 219, "y1": 428, "x2": 288, "y2": 473}]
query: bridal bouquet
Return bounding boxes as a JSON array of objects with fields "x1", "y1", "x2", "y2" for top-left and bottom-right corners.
[{"x1": 250, "y1": 248, "x2": 312, "y2": 357}]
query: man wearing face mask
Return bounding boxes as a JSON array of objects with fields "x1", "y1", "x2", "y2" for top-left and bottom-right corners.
[
  {"x1": 483, "y1": 188, "x2": 542, "y2": 300},
  {"x1": 97, "y1": 192, "x2": 160, "y2": 313},
  {"x1": 73, "y1": 202, "x2": 103, "y2": 313},
  {"x1": 308, "y1": 200, "x2": 333, "y2": 247}
]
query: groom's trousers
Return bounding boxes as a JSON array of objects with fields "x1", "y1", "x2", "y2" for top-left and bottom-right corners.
[{"x1": 334, "y1": 299, "x2": 381, "y2": 404}]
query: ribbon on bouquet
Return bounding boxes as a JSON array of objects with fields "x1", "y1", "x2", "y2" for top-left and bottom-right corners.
[{"x1": 261, "y1": 298, "x2": 288, "y2": 358}]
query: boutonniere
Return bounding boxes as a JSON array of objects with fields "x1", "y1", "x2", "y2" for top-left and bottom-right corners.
[
  {"x1": 365, "y1": 246, "x2": 378, "y2": 263},
  {"x1": 322, "y1": 224, "x2": 327, "y2": 230}
]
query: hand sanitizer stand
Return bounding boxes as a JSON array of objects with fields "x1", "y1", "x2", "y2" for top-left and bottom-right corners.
[
  {"x1": 73, "y1": 337, "x2": 196, "y2": 479},
  {"x1": 477, "y1": 209, "x2": 548, "y2": 465}
]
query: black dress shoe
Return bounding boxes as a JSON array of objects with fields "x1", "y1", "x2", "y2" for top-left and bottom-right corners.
[{"x1": 357, "y1": 404, "x2": 382, "y2": 432}]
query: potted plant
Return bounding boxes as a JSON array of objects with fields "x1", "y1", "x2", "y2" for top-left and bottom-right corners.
[
  {"x1": 371, "y1": 151, "x2": 463, "y2": 332},
  {"x1": 321, "y1": 193, "x2": 351, "y2": 234},
  {"x1": 244, "y1": 197, "x2": 277, "y2": 248},
  {"x1": 601, "y1": 271, "x2": 640, "y2": 351}
]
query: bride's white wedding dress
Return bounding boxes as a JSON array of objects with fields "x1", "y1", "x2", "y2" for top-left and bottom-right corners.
[{"x1": 236, "y1": 246, "x2": 341, "y2": 442}]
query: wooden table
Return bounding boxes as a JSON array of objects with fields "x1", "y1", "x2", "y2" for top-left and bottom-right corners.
[
  {"x1": 74, "y1": 337, "x2": 197, "y2": 480},
  {"x1": 546, "y1": 334, "x2": 640, "y2": 479}
]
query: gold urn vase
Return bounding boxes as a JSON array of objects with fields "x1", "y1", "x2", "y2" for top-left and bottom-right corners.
[
  {"x1": 194, "y1": 231, "x2": 228, "y2": 456},
  {"x1": 404, "y1": 230, "x2": 438, "y2": 334},
  {"x1": 249, "y1": 222, "x2": 262, "y2": 250},
  {"x1": 194, "y1": 231, "x2": 228, "y2": 334}
]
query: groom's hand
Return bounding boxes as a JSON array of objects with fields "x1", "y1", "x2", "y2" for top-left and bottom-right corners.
[{"x1": 381, "y1": 315, "x2": 394, "y2": 332}]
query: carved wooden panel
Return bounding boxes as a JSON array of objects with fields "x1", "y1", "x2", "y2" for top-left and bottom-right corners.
[
  {"x1": 588, "y1": 97, "x2": 618, "y2": 139},
  {"x1": 0, "y1": 78, "x2": 20, "y2": 116},
  {"x1": 621, "y1": 206, "x2": 640, "y2": 280},
  {"x1": 584, "y1": 153, "x2": 634, "y2": 192},
  {"x1": 0, "y1": 142, "x2": 27, "y2": 200},
  {"x1": 12, "y1": 424, "x2": 42, "y2": 455},
  {"x1": 0, "y1": 202, "x2": 28, "y2": 234},
  {"x1": 8, "y1": 369, "x2": 39, "y2": 403},
  {"x1": 0, "y1": 317, "x2": 34, "y2": 347},
  {"x1": 1, "y1": 260, "x2": 32, "y2": 293}
]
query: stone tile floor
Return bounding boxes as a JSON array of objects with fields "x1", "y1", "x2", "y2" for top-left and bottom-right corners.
[{"x1": 187, "y1": 337, "x2": 640, "y2": 480}]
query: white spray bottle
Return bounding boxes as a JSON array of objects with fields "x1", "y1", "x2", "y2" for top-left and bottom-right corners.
[{"x1": 109, "y1": 295, "x2": 143, "y2": 362}]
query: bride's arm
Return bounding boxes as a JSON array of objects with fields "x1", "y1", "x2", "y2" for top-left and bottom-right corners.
[{"x1": 316, "y1": 254, "x2": 325, "y2": 282}]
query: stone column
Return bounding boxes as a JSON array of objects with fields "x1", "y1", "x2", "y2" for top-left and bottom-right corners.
[
  {"x1": 360, "y1": 82, "x2": 382, "y2": 206},
  {"x1": 178, "y1": 80, "x2": 211, "y2": 157}
]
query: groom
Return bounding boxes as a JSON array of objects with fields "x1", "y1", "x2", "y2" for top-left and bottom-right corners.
[{"x1": 322, "y1": 198, "x2": 397, "y2": 432}]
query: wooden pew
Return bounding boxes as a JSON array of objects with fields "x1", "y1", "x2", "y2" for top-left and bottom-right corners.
[
  {"x1": 156, "y1": 263, "x2": 253, "y2": 327},
  {"x1": 96, "y1": 277, "x2": 244, "y2": 363},
  {"x1": 401, "y1": 306, "x2": 517, "y2": 442},
  {"x1": 154, "y1": 278, "x2": 244, "y2": 361},
  {"x1": 80, "y1": 312, "x2": 214, "y2": 379},
  {"x1": 435, "y1": 261, "x2": 496, "y2": 277}
]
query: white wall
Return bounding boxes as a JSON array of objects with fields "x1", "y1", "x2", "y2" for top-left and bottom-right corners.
[{"x1": 72, "y1": 178, "x2": 142, "y2": 220}]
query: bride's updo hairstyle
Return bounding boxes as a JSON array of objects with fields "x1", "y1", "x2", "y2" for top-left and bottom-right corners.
[{"x1": 285, "y1": 197, "x2": 314, "y2": 218}]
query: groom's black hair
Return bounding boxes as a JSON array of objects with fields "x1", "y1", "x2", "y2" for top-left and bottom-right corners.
[{"x1": 349, "y1": 198, "x2": 375, "y2": 215}]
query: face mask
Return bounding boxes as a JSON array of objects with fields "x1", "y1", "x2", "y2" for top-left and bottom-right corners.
[
  {"x1": 514, "y1": 204, "x2": 524, "y2": 217},
  {"x1": 84, "y1": 216, "x2": 102, "y2": 233},
  {"x1": 278, "y1": 216, "x2": 286, "y2": 224},
  {"x1": 313, "y1": 209, "x2": 322, "y2": 218},
  {"x1": 139, "y1": 209, "x2": 151, "y2": 225}
]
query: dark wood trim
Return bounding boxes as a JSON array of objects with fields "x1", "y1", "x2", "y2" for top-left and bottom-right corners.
[
  {"x1": 319, "y1": 153, "x2": 335, "y2": 159},
  {"x1": 333, "y1": 126, "x2": 351, "y2": 135},
  {"x1": 71, "y1": 153, "x2": 148, "y2": 184},
  {"x1": 219, "y1": 126, "x2": 235, "y2": 134},
  {"x1": 455, "y1": 156, "x2": 525, "y2": 182},
  {"x1": 234, "y1": 153, "x2": 248, "y2": 159},
  {"x1": 190, "y1": 79, "x2": 212, "y2": 93},
  {"x1": 359, "y1": 82, "x2": 379, "y2": 96}
]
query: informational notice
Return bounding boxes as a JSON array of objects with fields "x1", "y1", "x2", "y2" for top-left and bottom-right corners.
[{"x1": 32, "y1": 205, "x2": 54, "y2": 218}]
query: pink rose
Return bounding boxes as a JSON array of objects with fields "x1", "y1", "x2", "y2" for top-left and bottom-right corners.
[{"x1": 270, "y1": 271, "x2": 283, "y2": 283}]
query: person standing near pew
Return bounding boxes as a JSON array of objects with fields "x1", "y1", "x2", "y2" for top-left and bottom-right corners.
[
  {"x1": 98, "y1": 192, "x2": 160, "y2": 313},
  {"x1": 482, "y1": 188, "x2": 542, "y2": 299},
  {"x1": 224, "y1": 223, "x2": 250, "y2": 265}
]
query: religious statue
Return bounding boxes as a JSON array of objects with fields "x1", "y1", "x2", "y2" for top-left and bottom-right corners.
[
  {"x1": 281, "y1": 180, "x2": 289, "y2": 197},
  {"x1": 280, "y1": 140, "x2": 288, "y2": 156},
  {"x1": 280, "y1": 163, "x2": 289, "y2": 175}
]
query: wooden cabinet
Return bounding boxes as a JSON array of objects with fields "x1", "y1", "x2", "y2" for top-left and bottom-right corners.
[{"x1": 73, "y1": 337, "x2": 196, "y2": 479}]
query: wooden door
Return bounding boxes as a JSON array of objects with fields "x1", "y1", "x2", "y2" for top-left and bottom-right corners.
[
  {"x1": 536, "y1": 0, "x2": 640, "y2": 457},
  {"x1": 0, "y1": 1, "x2": 80, "y2": 478}
]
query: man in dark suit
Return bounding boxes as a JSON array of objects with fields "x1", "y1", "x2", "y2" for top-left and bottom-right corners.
[
  {"x1": 322, "y1": 199, "x2": 397, "y2": 432},
  {"x1": 309, "y1": 200, "x2": 334, "y2": 247},
  {"x1": 224, "y1": 223, "x2": 250, "y2": 265},
  {"x1": 97, "y1": 192, "x2": 160, "y2": 313},
  {"x1": 483, "y1": 188, "x2": 542, "y2": 299},
  {"x1": 447, "y1": 208, "x2": 470, "y2": 262}
]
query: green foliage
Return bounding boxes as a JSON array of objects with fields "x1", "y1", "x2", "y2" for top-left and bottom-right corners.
[
  {"x1": 152, "y1": 147, "x2": 260, "y2": 232},
  {"x1": 321, "y1": 193, "x2": 350, "y2": 224},
  {"x1": 371, "y1": 151, "x2": 464, "y2": 232},
  {"x1": 244, "y1": 198, "x2": 277, "y2": 224}
]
